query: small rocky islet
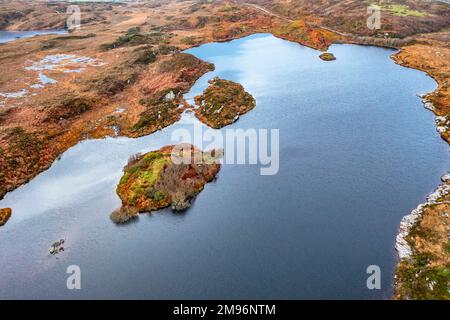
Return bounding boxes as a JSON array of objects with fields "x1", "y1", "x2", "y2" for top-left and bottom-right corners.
[
  {"x1": 0, "y1": 208, "x2": 12, "y2": 226},
  {"x1": 194, "y1": 77, "x2": 256, "y2": 129},
  {"x1": 319, "y1": 52, "x2": 336, "y2": 61},
  {"x1": 49, "y1": 239, "x2": 65, "y2": 255},
  {"x1": 113, "y1": 77, "x2": 255, "y2": 223},
  {"x1": 112, "y1": 144, "x2": 221, "y2": 223}
]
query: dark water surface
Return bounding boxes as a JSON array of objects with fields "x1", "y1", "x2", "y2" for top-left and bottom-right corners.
[{"x1": 0, "y1": 34, "x2": 447, "y2": 299}]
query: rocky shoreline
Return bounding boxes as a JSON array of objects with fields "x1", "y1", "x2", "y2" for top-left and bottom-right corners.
[
  {"x1": 394, "y1": 173, "x2": 450, "y2": 299},
  {"x1": 390, "y1": 38, "x2": 450, "y2": 298},
  {"x1": 395, "y1": 174, "x2": 450, "y2": 259},
  {"x1": 394, "y1": 98, "x2": 450, "y2": 299}
]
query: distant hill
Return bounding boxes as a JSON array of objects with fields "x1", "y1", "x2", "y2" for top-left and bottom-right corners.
[{"x1": 238, "y1": 0, "x2": 450, "y2": 37}]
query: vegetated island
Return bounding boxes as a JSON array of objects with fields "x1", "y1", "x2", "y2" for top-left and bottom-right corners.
[
  {"x1": 194, "y1": 77, "x2": 256, "y2": 129},
  {"x1": 0, "y1": 208, "x2": 12, "y2": 226},
  {"x1": 319, "y1": 52, "x2": 336, "y2": 61},
  {"x1": 112, "y1": 144, "x2": 221, "y2": 223}
]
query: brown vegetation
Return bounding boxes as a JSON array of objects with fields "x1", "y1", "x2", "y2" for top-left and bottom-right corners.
[
  {"x1": 0, "y1": 0, "x2": 449, "y2": 299},
  {"x1": 395, "y1": 194, "x2": 450, "y2": 299},
  {"x1": 0, "y1": 207, "x2": 11, "y2": 226},
  {"x1": 392, "y1": 38, "x2": 450, "y2": 143},
  {"x1": 114, "y1": 144, "x2": 221, "y2": 222},
  {"x1": 0, "y1": 0, "x2": 118, "y2": 31},
  {"x1": 240, "y1": 0, "x2": 450, "y2": 38},
  {"x1": 194, "y1": 77, "x2": 256, "y2": 129},
  {"x1": 319, "y1": 52, "x2": 336, "y2": 61}
]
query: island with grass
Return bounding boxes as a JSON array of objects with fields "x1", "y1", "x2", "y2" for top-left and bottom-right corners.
[
  {"x1": 319, "y1": 52, "x2": 336, "y2": 61},
  {"x1": 112, "y1": 144, "x2": 221, "y2": 223},
  {"x1": 194, "y1": 77, "x2": 256, "y2": 129}
]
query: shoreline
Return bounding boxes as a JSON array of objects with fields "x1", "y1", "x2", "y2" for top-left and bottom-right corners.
[
  {"x1": 1, "y1": 31, "x2": 447, "y2": 290},
  {"x1": 389, "y1": 42, "x2": 450, "y2": 299},
  {"x1": 392, "y1": 91, "x2": 450, "y2": 299},
  {"x1": 395, "y1": 173, "x2": 450, "y2": 260},
  {"x1": 0, "y1": 0, "x2": 448, "y2": 299},
  {"x1": 393, "y1": 172, "x2": 450, "y2": 299}
]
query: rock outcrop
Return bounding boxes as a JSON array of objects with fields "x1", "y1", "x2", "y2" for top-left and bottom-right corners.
[
  {"x1": 394, "y1": 174, "x2": 450, "y2": 299},
  {"x1": 319, "y1": 52, "x2": 336, "y2": 61},
  {"x1": 113, "y1": 144, "x2": 221, "y2": 223},
  {"x1": 0, "y1": 208, "x2": 11, "y2": 226}
]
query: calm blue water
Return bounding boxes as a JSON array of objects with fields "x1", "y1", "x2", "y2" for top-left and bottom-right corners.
[
  {"x1": 0, "y1": 30, "x2": 66, "y2": 44},
  {"x1": 0, "y1": 34, "x2": 447, "y2": 299}
]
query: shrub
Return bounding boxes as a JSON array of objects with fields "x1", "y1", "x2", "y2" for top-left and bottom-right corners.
[{"x1": 110, "y1": 207, "x2": 138, "y2": 224}]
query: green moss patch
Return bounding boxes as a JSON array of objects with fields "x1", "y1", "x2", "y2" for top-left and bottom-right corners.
[
  {"x1": 100, "y1": 27, "x2": 173, "y2": 51},
  {"x1": 374, "y1": 4, "x2": 429, "y2": 17}
]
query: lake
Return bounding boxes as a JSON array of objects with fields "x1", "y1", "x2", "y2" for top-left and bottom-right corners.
[
  {"x1": 0, "y1": 34, "x2": 447, "y2": 299},
  {"x1": 0, "y1": 30, "x2": 67, "y2": 44}
]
